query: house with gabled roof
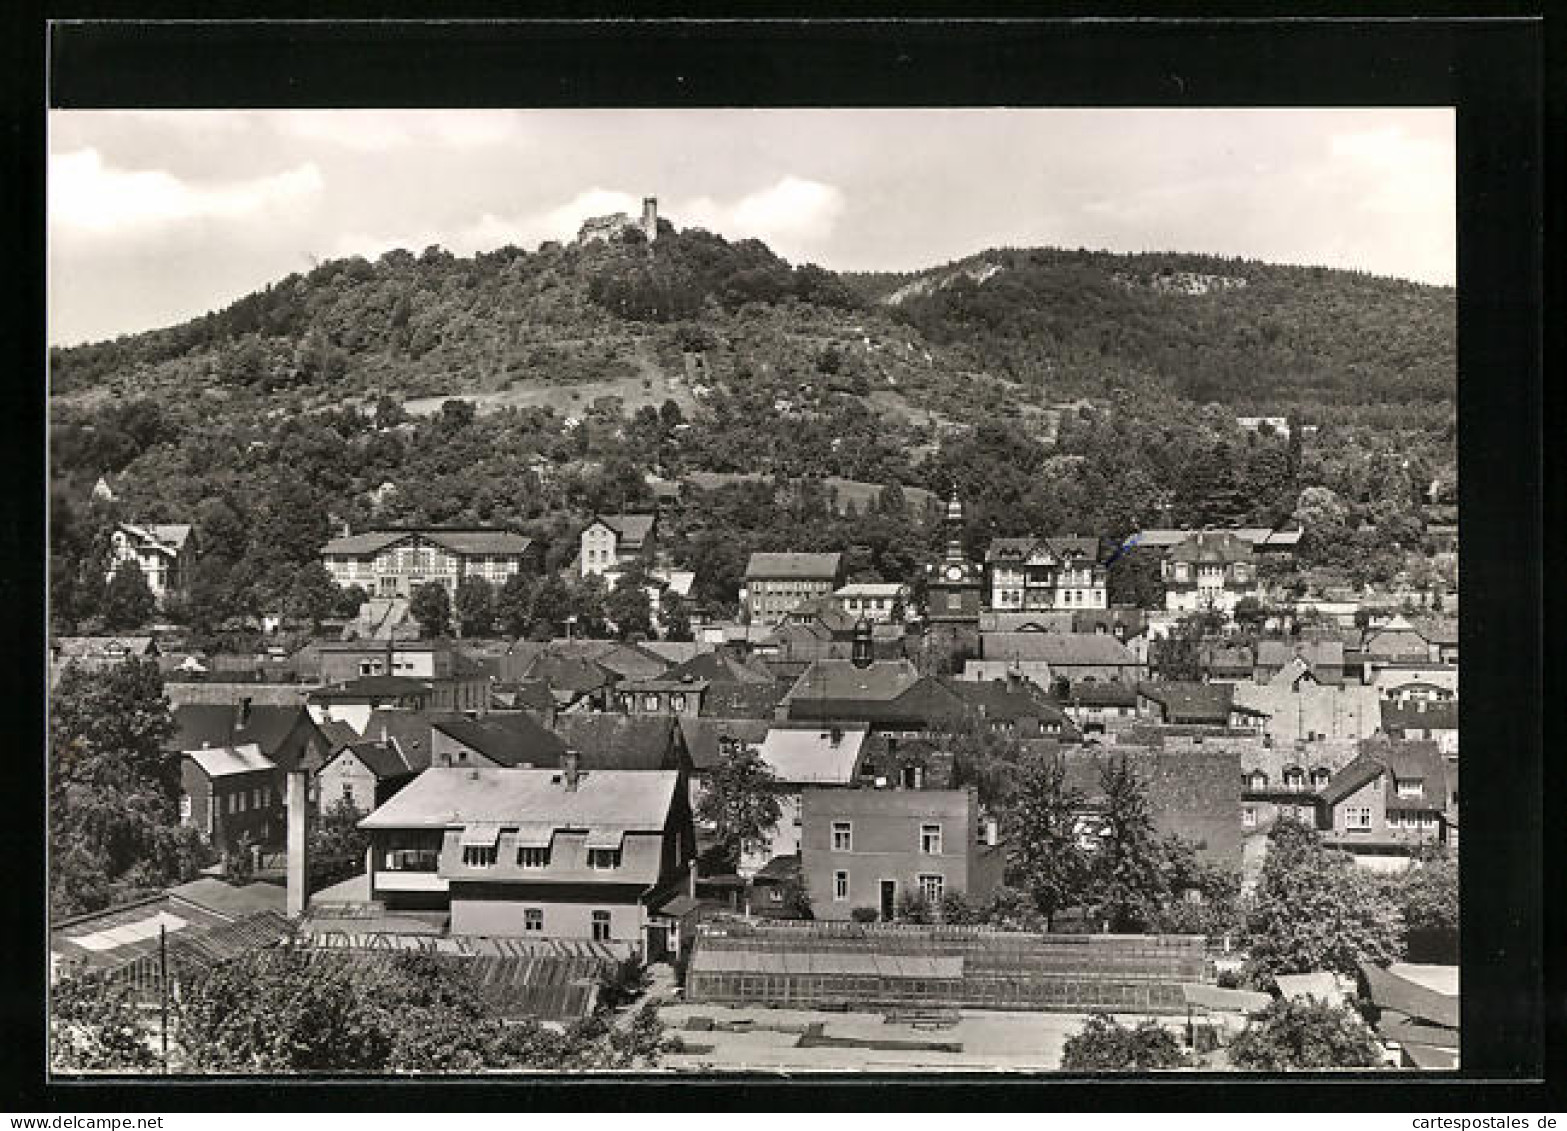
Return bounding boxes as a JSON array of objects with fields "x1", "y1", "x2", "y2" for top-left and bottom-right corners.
[
  {"x1": 971, "y1": 631, "x2": 1144, "y2": 684},
  {"x1": 984, "y1": 535, "x2": 1106, "y2": 612},
  {"x1": 1161, "y1": 531, "x2": 1260, "y2": 614},
  {"x1": 430, "y1": 712, "x2": 568, "y2": 770},
  {"x1": 552, "y1": 714, "x2": 690, "y2": 775},
  {"x1": 739, "y1": 723, "x2": 874, "y2": 877},
  {"x1": 108, "y1": 522, "x2": 197, "y2": 602},
  {"x1": 779, "y1": 658, "x2": 970, "y2": 738},
  {"x1": 316, "y1": 739, "x2": 419, "y2": 813},
  {"x1": 579, "y1": 513, "x2": 657, "y2": 581},
  {"x1": 170, "y1": 701, "x2": 330, "y2": 777},
  {"x1": 1316, "y1": 741, "x2": 1454, "y2": 871},
  {"x1": 359, "y1": 761, "x2": 695, "y2": 953},
  {"x1": 321, "y1": 527, "x2": 536, "y2": 600},
  {"x1": 743, "y1": 552, "x2": 844, "y2": 625},
  {"x1": 179, "y1": 743, "x2": 282, "y2": 852}
]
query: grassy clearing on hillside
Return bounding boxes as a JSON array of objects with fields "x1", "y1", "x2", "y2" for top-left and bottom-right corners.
[{"x1": 403, "y1": 370, "x2": 702, "y2": 419}]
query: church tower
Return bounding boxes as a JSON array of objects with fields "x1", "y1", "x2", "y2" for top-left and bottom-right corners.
[{"x1": 922, "y1": 490, "x2": 983, "y2": 674}]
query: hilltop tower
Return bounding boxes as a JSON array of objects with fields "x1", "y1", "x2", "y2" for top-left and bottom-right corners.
[{"x1": 641, "y1": 196, "x2": 659, "y2": 241}]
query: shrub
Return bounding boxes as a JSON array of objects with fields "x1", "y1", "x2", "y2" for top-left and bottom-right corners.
[
  {"x1": 1060, "y1": 1013, "x2": 1191, "y2": 1071},
  {"x1": 850, "y1": 907, "x2": 880, "y2": 924}
]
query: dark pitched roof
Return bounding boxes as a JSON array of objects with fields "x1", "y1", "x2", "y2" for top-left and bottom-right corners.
[
  {"x1": 945, "y1": 678, "x2": 1070, "y2": 725},
  {"x1": 985, "y1": 535, "x2": 1101, "y2": 563},
  {"x1": 432, "y1": 712, "x2": 567, "y2": 768},
  {"x1": 1167, "y1": 530, "x2": 1255, "y2": 563},
  {"x1": 1136, "y1": 681, "x2": 1236, "y2": 724},
  {"x1": 1057, "y1": 746, "x2": 1244, "y2": 864},
  {"x1": 523, "y1": 654, "x2": 617, "y2": 695},
  {"x1": 784, "y1": 662, "x2": 969, "y2": 728},
  {"x1": 491, "y1": 679, "x2": 557, "y2": 712},
  {"x1": 317, "y1": 718, "x2": 362, "y2": 755},
  {"x1": 590, "y1": 513, "x2": 656, "y2": 547},
  {"x1": 552, "y1": 714, "x2": 683, "y2": 771},
  {"x1": 334, "y1": 740, "x2": 415, "y2": 779},
  {"x1": 699, "y1": 681, "x2": 787, "y2": 720},
  {"x1": 1065, "y1": 681, "x2": 1140, "y2": 707},
  {"x1": 1318, "y1": 754, "x2": 1388, "y2": 806},
  {"x1": 982, "y1": 633, "x2": 1139, "y2": 666},
  {"x1": 170, "y1": 704, "x2": 317, "y2": 768},
  {"x1": 311, "y1": 675, "x2": 434, "y2": 699},
  {"x1": 322, "y1": 528, "x2": 532, "y2": 557},
  {"x1": 360, "y1": 709, "x2": 435, "y2": 770},
  {"x1": 666, "y1": 648, "x2": 776, "y2": 686},
  {"x1": 678, "y1": 717, "x2": 773, "y2": 770},
  {"x1": 589, "y1": 643, "x2": 671, "y2": 682}
]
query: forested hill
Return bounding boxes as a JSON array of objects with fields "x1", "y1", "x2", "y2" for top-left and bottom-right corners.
[
  {"x1": 50, "y1": 221, "x2": 1452, "y2": 417},
  {"x1": 852, "y1": 247, "x2": 1454, "y2": 406}
]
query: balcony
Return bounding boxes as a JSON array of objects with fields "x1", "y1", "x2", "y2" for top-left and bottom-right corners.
[{"x1": 383, "y1": 848, "x2": 440, "y2": 873}]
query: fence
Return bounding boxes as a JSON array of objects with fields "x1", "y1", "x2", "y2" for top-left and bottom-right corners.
[{"x1": 686, "y1": 921, "x2": 1211, "y2": 1014}]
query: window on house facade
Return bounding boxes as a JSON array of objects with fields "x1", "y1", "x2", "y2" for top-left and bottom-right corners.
[
  {"x1": 1311, "y1": 768, "x2": 1332, "y2": 789},
  {"x1": 831, "y1": 821, "x2": 852, "y2": 852},
  {"x1": 833, "y1": 870, "x2": 850, "y2": 901},
  {"x1": 920, "y1": 824, "x2": 942, "y2": 854},
  {"x1": 670, "y1": 693, "x2": 688, "y2": 713},
  {"x1": 591, "y1": 911, "x2": 612, "y2": 941},
  {"x1": 462, "y1": 845, "x2": 498, "y2": 868},
  {"x1": 524, "y1": 908, "x2": 543, "y2": 932},
  {"x1": 1242, "y1": 806, "x2": 1257, "y2": 828},
  {"x1": 1246, "y1": 771, "x2": 1268, "y2": 791},
  {"x1": 1283, "y1": 769, "x2": 1305, "y2": 792},
  {"x1": 518, "y1": 846, "x2": 551, "y2": 869},
  {"x1": 1344, "y1": 807, "x2": 1372, "y2": 831},
  {"x1": 587, "y1": 848, "x2": 622, "y2": 870},
  {"x1": 918, "y1": 874, "x2": 944, "y2": 904},
  {"x1": 179, "y1": 794, "x2": 192, "y2": 822},
  {"x1": 236, "y1": 792, "x2": 247, "y2": 813},
  {"x1": 1396, "y1": 778, "x2": 1424, "y2": 798},
  {"x1": 643, "y1": 694, "x2": 661, "y2": 712}
]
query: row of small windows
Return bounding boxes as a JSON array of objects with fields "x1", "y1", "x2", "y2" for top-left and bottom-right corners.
[
  {"x1": 459, "y1": 844, "x2": 621, "y2": 870},
  {"x1": 831, "y1": 872, "x2": 945, "y2": 904},
  {"x1": 829, "y1": 821, "x2": 943, "y2": 854},
  {"x1": 1244, "y1": 768, "x2": 1334, "y2": 791}
]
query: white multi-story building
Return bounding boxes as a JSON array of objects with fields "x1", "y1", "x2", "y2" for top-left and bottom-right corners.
[
  {"x1": 108, "y1": 523, "x2": 196, "y2": 602},
  {"x1": 831, "y1": 582, "x2": 909, "y2": 624},
  {"x1": 1161, "y1": 530, "x2": 1260, "y2": 614},
  {"x1": 579, "y1": 514, "x2": 657, "y2": 582},
  {"x1": 321, "y1": 528, "x2": 535, "y2": 598},
  {"x1": 984, "y1": 536, "x2": 1107, "y2": 612}
]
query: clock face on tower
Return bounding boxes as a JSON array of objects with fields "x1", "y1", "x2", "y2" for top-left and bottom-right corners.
[{"x1": 945, "y1": 565, "x2": 964, "y2": 582}]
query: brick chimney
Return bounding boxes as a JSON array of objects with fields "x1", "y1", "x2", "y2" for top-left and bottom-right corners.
[{"x1": 562, "y1": 748, "x2": 582, "y2": 791}]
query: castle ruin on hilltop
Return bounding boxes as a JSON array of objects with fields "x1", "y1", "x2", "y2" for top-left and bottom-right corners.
[{"x1": 576, "y1": 196, "x2": 659, "y2": 246}]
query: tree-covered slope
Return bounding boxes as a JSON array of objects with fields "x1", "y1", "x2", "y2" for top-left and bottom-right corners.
[{"x1": 51, "y1": 224, "x2": 1452, "y2": 418}]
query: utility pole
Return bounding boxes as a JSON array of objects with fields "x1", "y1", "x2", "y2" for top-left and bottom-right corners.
[{"x1": 158, "y1": 922, "x2": 169, "y2": 1074}]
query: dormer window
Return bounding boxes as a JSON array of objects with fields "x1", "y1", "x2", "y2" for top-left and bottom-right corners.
[
  {"x1": 1246, "y1": 771, "x2": 1268, "y2": 791},
  {"x1": 587, "y1": 847, "x2": 622, "y2": 870},
  {"x1": 1396, "y1": 777, "x2": 1424, "y2": 799},
  {"x1": 1283, "y1": 769, "x2": 1305, "y2": 792}
]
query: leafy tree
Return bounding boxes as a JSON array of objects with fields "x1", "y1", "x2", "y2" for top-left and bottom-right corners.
[
  {"x1": 100, "y1": 562, "x2": 157, "y2": 630},
  {"x1": 453, "y1": 575, "x2": 495, "y2": 638},
  {"x1": 604, "y1": 573, "x2": 653, "y2": 641},
  {"x1": 1105, "y1": 547, "x2": 1165, "y2": 608},
  {"x1": 659, "y1": 590, "x2": 693, "y2": 642},
  {"x1": 50, "y1": 659, "x2": 207, "y2": 918},
  {"x1": 1244, "y1": 820, "x2": 1406, "y2": 981},
  {"x1": 1227, "y1": 998, "x2": 1382, "y2": 1070},
  {"x1": 310, "y1": 795, "x2": 370, "y2": 888},
  {"x1": 695, "y1": 740, "x2": 782, "y2": 872},
  {"x1": 1060, "y1": 1013, "x2": 1191, "y2": 1071},
  {"x1": 1088, "y1": 757, "x2": 1167, "y2": 932},
  {"x1": 495, "y1": 572, "x2": 536, "y2": 638},
  {"x1": 50, "y1": 973, "x2": 161, "y2": 1073},
  {"x1": 939, "y1": 890, "x2": 978, "y2": 925},
  {"x1": 1003, "y1": 753, "x2": 1089, "y2": 929},
  {"x1": 897, "y1": 891, "x2": 937, "y2": 924},
  {"x1": 223, "y1": 831, "x2": 256, "y2": 883},
  {"x1": 285, "y1": 562, "x2": 340, "y2": 632},
  {"x1": 409, "y1": 582, "x2": 451, "y2": 638},
  {"x1": 527, "y1": 574, "x2": 572, "y2": 639},
  {"x1": 1152, "y1": 835, "x2": 1244, "y2": 939},
  {"x1": 335, "y1": 583, "x2": 369, "y2": 619},
  {"x1": 1399, "y1": 853, "x2": 1458, "y2": 964},
  {"x1": 1232, "y1": 596, "x2": 1270, "y2": 633}
]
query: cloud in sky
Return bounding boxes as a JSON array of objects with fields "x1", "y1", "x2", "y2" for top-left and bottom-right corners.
[
  {"x1": 51, "y1": 148, "x2": 324, "y2": 234},
  {"x1": 47, "y1": 108, "x2": 1454, "y2": 345}
]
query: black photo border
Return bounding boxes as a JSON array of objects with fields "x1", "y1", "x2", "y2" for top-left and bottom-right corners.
[{"x1": 5, "y1": 9, "x2": 1553, "y2": 1112}]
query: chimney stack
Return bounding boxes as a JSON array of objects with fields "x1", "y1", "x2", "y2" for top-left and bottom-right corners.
[
  {"x1": 285, "y1": 770, "x2": 309, "y2": 919},
  {"x1": 983, "y1": 817, "x2": 1000, "y2": 846},
  {"x1": 562, "y1": 748, "x2": 582, "y2": 791},
  {"x1": 239, "y1": 697, "x2": 253, "y2": 725}
]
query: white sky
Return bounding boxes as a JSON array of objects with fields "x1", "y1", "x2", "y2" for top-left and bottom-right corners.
[{"x1": 48, "y1": 108, "x2": 1455, "y2": 346}]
